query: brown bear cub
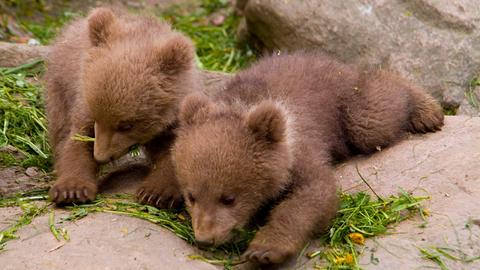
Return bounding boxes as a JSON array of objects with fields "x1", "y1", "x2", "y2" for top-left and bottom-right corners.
[
  {"x1": 172, "y1": 52, "x2": 444, "y2": 264},
  {"x1": 45, "y1": 7, "x2": 196, "y2": 207}
]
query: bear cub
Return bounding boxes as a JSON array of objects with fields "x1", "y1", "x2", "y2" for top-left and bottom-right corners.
[
  {"x1": 45, "y1": 7, "x2": 196, "y2": 207},
  {"x1": 172, "y1": 52, "x2": 444, "y2": 264}
]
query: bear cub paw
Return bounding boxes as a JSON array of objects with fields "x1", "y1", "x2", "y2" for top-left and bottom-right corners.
[
  {"x1": 409, "y1": 98, "x2": 444, "y2": 133},
  {"x1": 49, "y1": 178, "x2": 98, "y2": 204},
  {"x1": 136, "y1": 181, "x2": 183, "y2": 209},
  {"x1": 244, "y1": 236, "x2": 296, "y2": 264}
]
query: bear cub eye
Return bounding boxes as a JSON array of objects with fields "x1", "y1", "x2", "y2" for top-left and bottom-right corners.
[
  {"x1": 219, "y1": 195, "x2": 235, "y2": 206},
  {"x1": 117, "y1": 122, "x2": 134, "y2": 132},
  {"x1": 187, "y1": 192, "x2": 195, "y2": 204}
]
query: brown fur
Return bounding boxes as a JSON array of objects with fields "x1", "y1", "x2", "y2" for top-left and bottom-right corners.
[
  {"x1": 45, "y1": 7, "x2": 196, "y2": 206},
  {"x1": 172, "y1": 52, "x2": 444, "y2": 264}
]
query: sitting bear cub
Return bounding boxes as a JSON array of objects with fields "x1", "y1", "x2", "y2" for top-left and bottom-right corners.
[
  {"x1": 172, "y1": 52, "x2": 443, "y2": 264},
  {"x1": 45, "y1": 7, "x2": 196, "y2": 207}
]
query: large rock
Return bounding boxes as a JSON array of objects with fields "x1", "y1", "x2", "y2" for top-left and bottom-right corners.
[
  {"x1": 0, "y1": 41, "x2": 48, "y2": 67},
  {"x1": 275, "y1": 116, "x2": 480, "y2": 269},
  {"x1": 0, "y1": 211, "x2": 219, "y2": 270},
  {"x1": 1, "y1": 116, "x2": 478, "y2": 269},
  {"x1": 242, "y1": 0, "x2": 480, "y2": 115}
]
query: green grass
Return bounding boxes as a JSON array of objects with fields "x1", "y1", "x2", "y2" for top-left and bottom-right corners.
[
  {"x1": 420, "y1": 246, "x2": 480, "y2": 270},
  {"x1": 466, "y1": 77, "x2": 480, "y2": 109},
  {"x1": 162, "y1": 0, "x2": 255, "y2": 73},
  {"x1": 0, "y1": 189, "x2": 49, "y2": 250},
  {"x1": 0, "y1": 59, "x2": 51, "y2": 170},
  {"x1": 20, "y1": 11, "x2": 75, "y2": 45},
  {"x1": 310, "y1": 191, "x2": 429, "y2": 269}
]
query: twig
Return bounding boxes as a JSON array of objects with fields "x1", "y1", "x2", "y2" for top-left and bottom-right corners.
[{"x1": 355, "y1": 164, "x2": 383, "y2": 202}]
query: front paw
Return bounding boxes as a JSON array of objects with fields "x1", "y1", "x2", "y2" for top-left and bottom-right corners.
[
  {"x1": 136, "y1": 180, "x2": 183, "y2": 209},
  {"x1": 49, "y1": 177, "x2": 98, "y2": 204},
  {"x1": 244, "y1": 233, "x2": 297, "y2": 264}
]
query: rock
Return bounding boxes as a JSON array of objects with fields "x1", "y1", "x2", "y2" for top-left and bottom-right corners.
[
  {"x1": 0, "y1": 211, "x2": 218, "y2": 270},
  {"x1": 276, "y1": 116, "x2": 480, "y2": 269},
  {"x1": 0, "y1": 145, "x2": 26, "y2": 160},
  {"x1": 0, "y1": 41, "x2": 49, "y2": 67},
  {"x1": 1, "y1": 116, "x2": 478, "y2": 270},
  {"x1": 0, "y1": 166, "x2": 52, "y2": 196},
  {"x1": 25, "y1": 167, "x2": 39, "y2": 177},
  {"x1": 243, "y1": 0, "x2": 480, "y2": 116}
]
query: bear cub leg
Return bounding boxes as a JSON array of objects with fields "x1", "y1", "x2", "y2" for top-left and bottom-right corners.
[
  {"x1": 244, "y1": 163, "x2": 338, "y2": 264},
  {"x1": 49, "y1": 136, "x2": 98, "y2": 203},
  {"x1": 136, "y1": 150, "x2": 183, "y2": 209}
]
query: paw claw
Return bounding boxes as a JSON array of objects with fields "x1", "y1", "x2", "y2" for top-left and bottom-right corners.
[
  {"x1": 141, "y1": 193, "x2": 148, "y2": 203},
  {"x1": 49, "y1": 178, "x2": 97, "y2": 204},
  {"x1": 135, "y1": 181, "x2": 182, "y2": 209}
]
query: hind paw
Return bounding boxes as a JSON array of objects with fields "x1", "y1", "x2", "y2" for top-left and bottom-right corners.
[{"x1": 409, "y1": 100, "x2": 444, "y2": 133}]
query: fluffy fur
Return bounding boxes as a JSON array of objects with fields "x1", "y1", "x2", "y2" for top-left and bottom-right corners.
[
  {"x1": 45, "y1": 7, "x2": 197, "y2": 206},
  {"x1": 172, "y1": 52, "x2": 444, "y2": 264}
]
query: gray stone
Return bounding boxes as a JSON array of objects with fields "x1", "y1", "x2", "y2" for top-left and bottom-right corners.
[
  {"x1": 0, "y1": 212, "x2": 218, "y2": 270},
  {"x1": 277, "y1": 116, "x2": 480, "y2": 269},
  {"x1": 1, "y1": 116, "x2": 479, "y2": 269},
  {"x1": 0, "y1": 41, "x2": 49, "y2": 67},
  {"x1": 25, "y1": 167, "x2": 39, "y2": 177},
  {"x1": 243, "y1": 0, "x2": 480, "y2": 115}
]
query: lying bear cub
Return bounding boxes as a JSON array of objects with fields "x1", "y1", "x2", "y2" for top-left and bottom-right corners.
[{"x1": 172, "y1": 52, "x2": 443, "y2": 264}]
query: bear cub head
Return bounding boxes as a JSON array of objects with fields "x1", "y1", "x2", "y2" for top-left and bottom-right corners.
[
  {"x1": 172, "y1": 94, "x2": 292, "y2": 246},
  {"x1": 82, "y1": 8, "x2": 196, "y2": 163}
]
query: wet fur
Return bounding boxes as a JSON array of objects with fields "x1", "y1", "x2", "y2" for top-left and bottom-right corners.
[
  {"x1": 45, "y1": 7, "x2": 196, "y2": 206},
  {"x1": 172, "y1": 52, "x2": 443, "y2": 265}
]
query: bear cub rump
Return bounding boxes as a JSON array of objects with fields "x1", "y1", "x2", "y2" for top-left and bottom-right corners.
[
  {"x1": 45, "y1": 7, "x2": 196, "y2": 207},
  {"x1": 172, "y1": 52, "x2": 443, "y2": 265}
]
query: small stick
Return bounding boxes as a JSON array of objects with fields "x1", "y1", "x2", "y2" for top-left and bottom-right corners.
[{"x1": 355, "y1": 164, "x2": 383, "y2": 202}]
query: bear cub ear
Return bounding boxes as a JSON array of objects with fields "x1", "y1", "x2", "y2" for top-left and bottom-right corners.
[
  {"x1": 179, "y1": 94, "x2": 211, "y2": 125},
  {"x1": 88, "y1": 7, "x2": 116, "y2": 46},
  {"x1": 156, "y1": 34, "x2": 195, "y2": 76},
  {"x1": 245, "y1": 101, "x2": 286, "y2": 143}
]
